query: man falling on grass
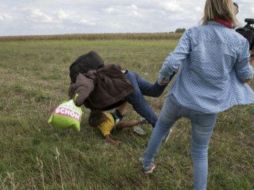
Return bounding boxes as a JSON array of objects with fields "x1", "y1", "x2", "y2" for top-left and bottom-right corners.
[{"x1": 69, "y1": 51, "x2": 172, "y2": 133}]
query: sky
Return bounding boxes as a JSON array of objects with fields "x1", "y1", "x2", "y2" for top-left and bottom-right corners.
[{"x1": 0, "y1": 0, "x2": 253, "y2": 36}]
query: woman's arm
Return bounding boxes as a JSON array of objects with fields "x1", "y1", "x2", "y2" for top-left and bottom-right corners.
[{"x1": 158, "y1": 29, "x2": 191, "y2": 83}]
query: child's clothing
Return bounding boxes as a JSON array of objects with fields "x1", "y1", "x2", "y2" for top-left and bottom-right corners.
[
  {"x1": 97, "y1": 112, "x2": 145, "y2": 137},
  {"x1": 98, "y1": 112, "x2": 116, "y2": 137}
]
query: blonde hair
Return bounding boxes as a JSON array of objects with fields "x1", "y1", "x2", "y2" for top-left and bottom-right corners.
[{"x1": 202, "y1": 0, "x2": 237, "y2": 26}]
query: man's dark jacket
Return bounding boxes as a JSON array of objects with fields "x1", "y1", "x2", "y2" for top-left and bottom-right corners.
[{"x1": 69, "y1": 64, "x2": 133, "y2": 110}]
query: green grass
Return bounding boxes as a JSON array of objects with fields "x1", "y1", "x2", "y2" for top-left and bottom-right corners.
[{"x1": 0, "y1": 39, "x2": 253, "y2": 190}]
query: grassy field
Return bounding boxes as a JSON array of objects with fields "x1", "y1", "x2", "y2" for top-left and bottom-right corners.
[
  {"x1": 0, "y1": 38, "x2": 254, "y2": 190},
  {"x1": 0, "y1": 33, "x2": 181, "y2": 41}
]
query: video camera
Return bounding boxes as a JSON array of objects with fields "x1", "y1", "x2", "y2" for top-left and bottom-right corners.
[{"x1": 236, "y1": 18, "x2": 254, "y2": 50}]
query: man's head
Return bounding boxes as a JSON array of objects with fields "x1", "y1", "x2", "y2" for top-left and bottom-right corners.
[{"x1": 69, "y1": 51, "x2": 105, "y2": 83}]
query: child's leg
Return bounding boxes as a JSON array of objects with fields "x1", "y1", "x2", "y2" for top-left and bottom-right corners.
[
  {"x1": 116, "y1": 102, "x2": 129, "y2": 116},
  {"x1": 111, "y1": 102, "x2": 128, "y2": 123}
]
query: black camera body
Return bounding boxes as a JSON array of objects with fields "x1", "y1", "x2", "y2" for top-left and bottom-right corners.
[{"x1": 236, "y1": 18, "x2": 254, "y2": 50}]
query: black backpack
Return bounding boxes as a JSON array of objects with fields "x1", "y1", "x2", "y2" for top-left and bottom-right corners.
[
  {"x1": 69, "y1": 51, "x2": 105, "y2": 83},
  {"x1": 236, "y1": 18, "x2": 254, "y2": 50}
]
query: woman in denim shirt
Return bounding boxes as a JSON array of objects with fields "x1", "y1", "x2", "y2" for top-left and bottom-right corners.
[{"x1": 142, "y1": 0, "x2": 254, "y2": 189}]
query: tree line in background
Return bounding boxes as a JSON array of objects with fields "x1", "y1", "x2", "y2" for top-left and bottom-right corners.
[{"x1": 175, "y1": 28, "x2": 186, "y2": 33}]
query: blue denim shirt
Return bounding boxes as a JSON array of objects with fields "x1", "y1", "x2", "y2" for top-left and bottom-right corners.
[{"x1": 159, "y1": 21, "x2": 254, "y2": 113}]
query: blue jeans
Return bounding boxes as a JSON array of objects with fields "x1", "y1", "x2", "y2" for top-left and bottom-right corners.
[
  {"x1": 143, "y1": 94, "x2": 217, "y2": 190},
  {"x1": 125, "y1": 71, "x2": 167, "y2": 127}
]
